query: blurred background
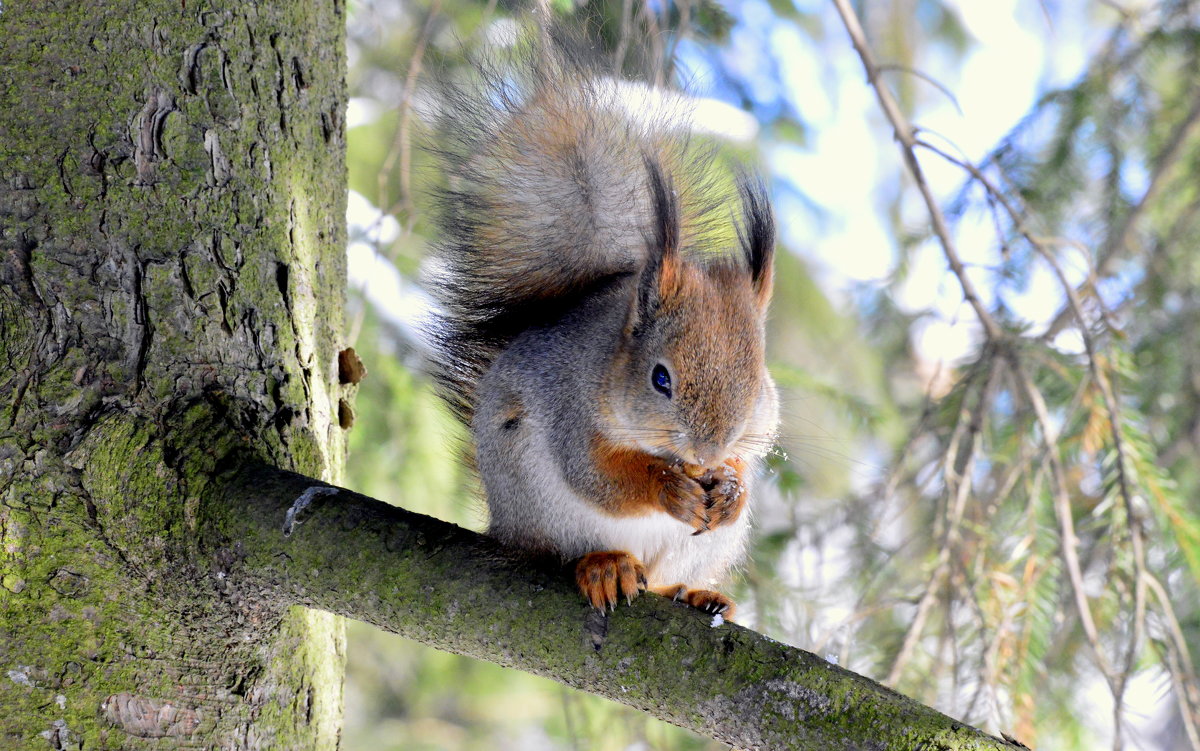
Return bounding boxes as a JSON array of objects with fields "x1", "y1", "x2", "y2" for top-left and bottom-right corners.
[{"x1": 338, "y1": 1, "x2": 1200, "y2": 749}]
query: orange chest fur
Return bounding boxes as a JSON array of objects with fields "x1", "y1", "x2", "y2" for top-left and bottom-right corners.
[
  {"x1": 588, "y1": 434, "x2": 746, "y2": 517},
  {"x1": 588, "y1": 435, "x2": 673, "y2": 516}
]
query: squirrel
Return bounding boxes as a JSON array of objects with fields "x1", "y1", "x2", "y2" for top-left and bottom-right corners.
[{"x1": 421, "y1": 27, "x2": 779, "y2": 619}]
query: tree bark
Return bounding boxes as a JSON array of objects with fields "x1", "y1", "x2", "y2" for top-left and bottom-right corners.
[
  {"x1": 0, "y1": 1, "x2": 348, "y2": 748},
  {"x1": 203, "y1": 463, "x2": 1020, "y2": 751}
]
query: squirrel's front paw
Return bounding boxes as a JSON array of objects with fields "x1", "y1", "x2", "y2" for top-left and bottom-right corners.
[
  {"x1": 658, "y1": 467, "x2": 711, "y2": 533},
  {"x1": 699, "y1": 463, "x2": 747, "y2": 529},
  {"x1": 575, "y1": 551, "x2": 648, "y2": 612}
]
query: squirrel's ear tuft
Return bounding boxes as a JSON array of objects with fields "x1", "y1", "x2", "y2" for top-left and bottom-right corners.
[
  {"x1": 736, "y1": 174, "x2": 775, "y2": 309},
  {"x1": 634, "y1": 156, "x2": 682, "y2": 331}
]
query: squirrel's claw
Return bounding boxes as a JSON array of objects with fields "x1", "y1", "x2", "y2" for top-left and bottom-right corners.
[{"x1": 575, "y1": 551, "x2": 647, "y2": 612}]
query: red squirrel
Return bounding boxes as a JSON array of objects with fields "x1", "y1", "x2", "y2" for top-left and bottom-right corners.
[{"x1": 422, "y1": 27, "x2": 778, "y2": 619}]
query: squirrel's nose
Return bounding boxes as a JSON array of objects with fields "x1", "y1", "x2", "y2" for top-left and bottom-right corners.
[
  {"x1": 684, "y1": 420, "x2": 745, "y2": 467},
  {"x1": 684, "y1": 439, "x2": 728, "y2": 468}
]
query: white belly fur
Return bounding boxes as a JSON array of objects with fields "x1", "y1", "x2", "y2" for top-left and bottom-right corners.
[
  {"x1": 483, "y1": 418, "x2": 751, "y2": 589},
  {"x1": 487, "y1": 438, "x2": 749, "y2": 587},
  {"x1": 567, "y1": 497, "x2": 749, "y2": 587}
]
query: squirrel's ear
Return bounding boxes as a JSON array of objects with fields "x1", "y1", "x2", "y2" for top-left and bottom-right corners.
[
  {"x1": 736, "y1": 174, "x2": 775, "y2": 311},
  {"x1": 633, "y1": 157, "x2": 683, "y2": 330}
]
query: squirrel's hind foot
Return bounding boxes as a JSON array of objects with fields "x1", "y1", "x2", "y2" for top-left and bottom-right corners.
[
  {"x1": 652, "y1": 584, "x2": 736, "y2": 621},
  {"x1": 575, "y1": 551, "x2": 648, "y2": 612}
]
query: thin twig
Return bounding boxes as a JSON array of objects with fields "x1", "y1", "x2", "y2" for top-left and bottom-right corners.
[
  {"x1": 1041, "y1": 86, "x2": 1200, "y2": 340},
  {"x1": 1028, "y1": 235, "x2": 1148, "y2": 750},
  {"x1": 886, "y1": 363, "x2": 997, "y2": 686},
  {"x1": 1004, "y1": 352, "x2": 1116, "y2": 683},
  {"x1": 1143, "y1": 572, "x2": 1200, "y2": 750},
  {"x1": 870, "y1": 362, "x2": 945, "y2": 542},
  {"x1": 885, "y1": 559, "x2": 949, "y2": 687},
  {"x1": 641, "y1": 1, "x2": 665, "y2": 88},
  {"x1": 831, "y1": 0, "x2": 1002, "y2": 342},
  {"x1": 613, "y1": 0, "x2": 634, "y2": 74},
  {"x1": 877, "y1": 64, "x2": 962, "y2": 115},
  {"x1": 378, "y1": 0, "x2": 442, "y2": 229},
  {"x1": 664, "y1": 0, "x2": 692, "y2": 81}
]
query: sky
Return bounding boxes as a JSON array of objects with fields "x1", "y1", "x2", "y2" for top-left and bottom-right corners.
[{"x1": 748, "y1": 0, "x2": 1104, "y2": 365}]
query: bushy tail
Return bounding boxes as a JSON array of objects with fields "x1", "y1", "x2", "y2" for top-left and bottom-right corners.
[{"x1": 422, "y1": 26, "x2": 736, "y2": 423}]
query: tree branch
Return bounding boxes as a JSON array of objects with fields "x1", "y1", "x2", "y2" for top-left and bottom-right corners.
[{"x1": 202, "y1": 463, "x2": 1019, "y2": 751}]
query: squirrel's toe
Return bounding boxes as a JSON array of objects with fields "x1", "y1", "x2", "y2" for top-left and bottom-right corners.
[
  {"x1": 683, "y1": 589, "x2": 736, "y2": 620},
  {"x1": 575, "y1": 551, "x2": 647, "y2": 611},
  {"x1": 650, "y1": 583, "x2": 688, "y2": 601}
]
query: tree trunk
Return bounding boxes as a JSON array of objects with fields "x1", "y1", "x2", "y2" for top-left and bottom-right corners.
[{"x1": 0, "y1": 1, "x2": 349, "y2": 748}]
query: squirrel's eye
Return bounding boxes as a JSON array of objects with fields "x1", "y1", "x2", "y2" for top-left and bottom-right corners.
[{"x1": 651, "y1": 364, "x2": 672, "y2": 398}]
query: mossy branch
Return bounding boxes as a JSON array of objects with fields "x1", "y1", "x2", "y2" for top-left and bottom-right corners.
[{"x1": 204, "y1": 463, "x2": 1019, "y2": 751}]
